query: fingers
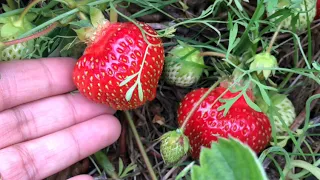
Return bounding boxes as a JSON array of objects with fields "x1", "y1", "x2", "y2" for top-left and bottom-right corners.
[
  {"x1": 0, "y1": 93, "x2": 116, "y2": 149},
  {"x1": 0, "y1": 114, "x2": 121, "y2": 180},
  {"x1": 67, "y1": 175, "x2": 94, "y2": 180},
  {"x1": 0, "y1": 58, "x2": 77, "y2": 111}
]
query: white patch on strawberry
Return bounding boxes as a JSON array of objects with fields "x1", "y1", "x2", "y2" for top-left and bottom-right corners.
[{"x1": 273, "y1": 97, "x2": 296, "y2": 134}]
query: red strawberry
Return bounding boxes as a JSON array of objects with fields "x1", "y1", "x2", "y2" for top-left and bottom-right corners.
[
  {"x1": 177, "y1": 85, "x2": 272, "y2": 159},
  {"x1": 73, "y1": 22, "x2": 165, "y2": 110}
]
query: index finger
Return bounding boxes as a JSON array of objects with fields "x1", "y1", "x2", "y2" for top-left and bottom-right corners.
[{"x1": 0, "y1": 58, "x2": 78, "y2": 111}]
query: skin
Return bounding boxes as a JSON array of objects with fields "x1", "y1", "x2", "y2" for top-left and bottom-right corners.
[{"x1": 0, "y1": 58, "x2": 122, "y2": 180}]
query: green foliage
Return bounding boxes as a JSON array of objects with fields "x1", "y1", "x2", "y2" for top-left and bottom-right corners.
[{"x1": 175, "y1": 138, "x2": 268, "y2": 180}]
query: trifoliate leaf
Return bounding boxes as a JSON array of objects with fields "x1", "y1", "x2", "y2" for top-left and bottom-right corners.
[{"x1": 191, "y1": 138, "x2": 268, "y2": 180}]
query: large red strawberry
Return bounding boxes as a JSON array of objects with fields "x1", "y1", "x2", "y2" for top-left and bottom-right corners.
[
  {"x1": 177, "y1": 84, "x2": 272, "y2": 159},
  {"x1": 73, "y1": 21, "x2": 165, "y2": 110}
]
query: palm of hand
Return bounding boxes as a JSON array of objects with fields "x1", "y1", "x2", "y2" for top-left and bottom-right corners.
[{"x1": 0, "y1": 58, "x2": 121, "y2": 180}]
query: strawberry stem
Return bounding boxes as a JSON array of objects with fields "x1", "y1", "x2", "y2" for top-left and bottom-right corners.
[
  {"x1": 18, "y1": 0, "x2": 42, "y2": 23},
  {"x1": 110, "y1": 3, "x2": 118, "y2": 23},
  {"x1": 266, "y1": 21, "x2": 283, "y2": 54},
  {"x1": 180, "y1": 77, "x2": 226, "y2": 132},
  {"x1": 124, "y1": 110, "x2": 158, "y2": 180},
  {"x1": 199, "y1": 51, "x2": 227, "y2": 58},
  {"x1": 2, "y1": 22, "x2": 58, "y2": 47}
]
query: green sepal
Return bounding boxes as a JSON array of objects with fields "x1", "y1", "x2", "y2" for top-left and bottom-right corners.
[
  {"x1": 73, "y1": 27, "x2": 95, "y2": 42},
  {"x1": 1, "y1": 23, "x2": 20, "y2": 38},
  {"x1": 89, "y1": 6, "x2": 106, "y2": 28}
]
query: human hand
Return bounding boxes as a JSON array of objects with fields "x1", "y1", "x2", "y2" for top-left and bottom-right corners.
[{"x1": 0, "y1": 58, "x2": 121, "y2": 180}]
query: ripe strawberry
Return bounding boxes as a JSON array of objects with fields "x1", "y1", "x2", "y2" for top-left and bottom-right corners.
[
  {"x1": 73, "y1": 21, "x2": 165, "y2": 110},
  {"x1": 267, "y1": 0, "x2": 316, "y2": 32},
  {"x1": 177, "y1": 85, "x2": 272, "y2": 159},
  {"x1": 163, "y1": 42, "x2": 205, "y2": 87}
]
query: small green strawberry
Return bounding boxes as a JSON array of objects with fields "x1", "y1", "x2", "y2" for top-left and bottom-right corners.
[
  {"x1": 0, "y1": 41, "x2": 34, "y2": 61},
  {"x1": 160, "y1": 129, "x2": 190, "y2": 164},
  {"x1": 163, "y1": 41, "x2": 205, "y2": 87},
  {"x1": 0, "y1": 12, "x2": 36, "y2": 61},
  {"x1": 249, "y1": 52, "x2": 278, "y2": 80},
  {"x1": 256, "y1": 92, "x2": 296, "y2": 134},
  {"x1": 267, "y1": 0, "x2": 316, "y2": 32}
]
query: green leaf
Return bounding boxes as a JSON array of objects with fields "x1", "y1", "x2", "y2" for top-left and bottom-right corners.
[
  {"x1": 93, "y1": 151, "x2": 116, "y2": 174},
  {"x1": 2, "y1": 4, "x2": 12, "y2": 12},
  {"x1": 218, "y1": 93, "x2": 242, "y2": 116},
  {"x1": 1, "y1": 23, "x2": 19, "y2": 38},
  {"x1": 258, "y1": 84, "x2": 271, "y2": 106},
  {"x1": 191, "y1": 138, "x2": 268, "y2": 180},
  {"x1": 0, "y1": 17, "x2": 9, "y2": 24},
  {"x1": 312, "y1": 62, "x2": 320, "y2": 71},
  {"x1": 137, "y1": 81, "x2": 143, "y2": 101},
  {"x1": 118, "y1": 158, "x2": 124, "y2": 175},
  {"x1": 69, "y1": 19, "x2": 92, "y2": 28},
  {"x1": 89, "y1": 6, "x2": 105, "y2": 28},
  {"x1": 175, "y1": 161, "x2": 195, "y2": 180},
  {"x1": 120, "y1": 163, "x2": 137, "y2": 178},
  {"x1": 125, "y1": 83, "x2": 137, "y2": 101},
  {"x1": 243, "y1": 92, "x2": 261, "y2": 112},
  {"x1": 120, "y1": 73, "x2": 138, "y2": 86}
]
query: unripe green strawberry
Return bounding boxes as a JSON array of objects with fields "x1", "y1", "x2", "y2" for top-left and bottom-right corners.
[
  {"x1": 267, "y1": 0, "x2": 316, "y2": 32},
  {"x1": 0, "y1": 40, "x2": 34, "y2": 61},
  {"x1": 0, "y1": 14, "x2": 36, "y2": 61},
  {"x1": 163, "y1": 42, "x2": 205, "y2": 87},
  {"x1": 256, "y1": 92, "x2": 296, "y2": 134},
  {"x1": 160, "y1": 129, "x2": 190, "y2": 164},
  {"x1": 249, "y1": 52, "x2": 278, "y2": 80},
  {"x1": 270, "y1": 93, "x2": 296, "y2": 134}
]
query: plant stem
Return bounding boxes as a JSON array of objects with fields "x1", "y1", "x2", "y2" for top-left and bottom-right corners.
[
  {"x1": 199, "y1": 51, "x2": 227, "y2": 58},
  {"x1": 124, "y1": 110, "x2": 157, "y2": 180},
  {"x1": 266, "y1": 21, "x2": 283, "y2": 54},
  {"x1": 6, "y1": 0, "x2": 17, "y2": 9},
  {"x1": 78, "y1": 11, "x2": 88, "y2": 20},
  {"x1": 110, "y1": 3, "x2": 118, "y2": 23},
  {"x1": 63, "y1": 0, "x2": 77, "y2": 8},
  {"x1": 180, "y1": 78, "x2": 225, "y2": 131},
  {"x1": 3, "y1": 22, "x2": 58, "y2": 46},
  {"x1": 18, "y1": 0, "x2": 42, "y2": 22}
]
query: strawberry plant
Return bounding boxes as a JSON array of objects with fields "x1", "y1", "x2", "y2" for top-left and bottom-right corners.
[{"x1": 1, "y1": 0, "x2": 320, "y2": 180}]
